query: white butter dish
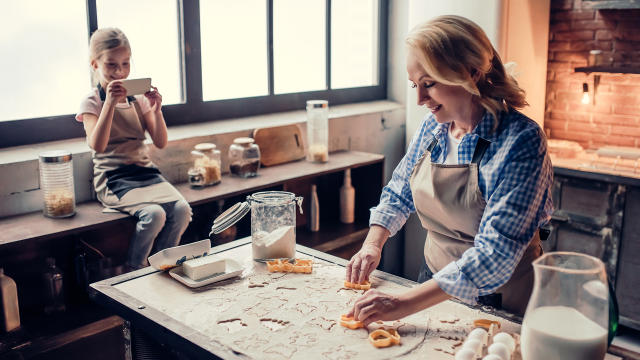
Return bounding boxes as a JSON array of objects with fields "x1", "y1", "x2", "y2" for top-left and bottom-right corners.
[
  {"x1": 169, "y1": 258, "x2": 243, "y2": 288},
  {"x1": 148, "y1": 239, "x2": 211, "y2": 271}
]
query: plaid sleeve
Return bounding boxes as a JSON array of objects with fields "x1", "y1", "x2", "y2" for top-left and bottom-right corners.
[
  {"x1": 369, "y1": 118, "x2": 434, "y2": 236},
  {"x1": 433, "y1": 126, "x2": 553, "y2": 304}
]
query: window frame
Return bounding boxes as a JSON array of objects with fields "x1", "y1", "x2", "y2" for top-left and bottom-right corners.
[{"x1": 0, "y1": 0, "x2": 387, "y2": 148}]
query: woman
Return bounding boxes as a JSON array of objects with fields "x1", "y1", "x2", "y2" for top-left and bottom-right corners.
[{"x1": 346, "y1": 15, "x2": 553, "y2": 323}]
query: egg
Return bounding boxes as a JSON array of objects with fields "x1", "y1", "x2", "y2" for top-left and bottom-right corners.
[
  {"x1": 455, "y1": 348, "x2": 477, "y2": 360},
  {"x1": 468, "y1": 327, "x2": 488, "y2": 343},
  {"x1": 483, "y1": 355, "x2": 504, "y2": 360},
  {"x1": 492, "y1": 332, "x2": 516, "y2": 352},
  {"x1": 488, "y1": 342, "x2": 511, "y2": 360},
  {"x1": 462, "y1": 339, "x2": 482, "y2": 353}
]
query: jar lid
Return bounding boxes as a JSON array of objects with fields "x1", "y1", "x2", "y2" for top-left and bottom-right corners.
[
  {"x1": 39, "y1": 150, "x2": 72, "y2": 163},
  {"x1": 195, "y1": 143, "x2": 217, "y2": 151},
  {"x1": 307, "y1": 100, "x2": 328, "y2": 108},
  {"x1": 233, "y1": 137, "x2": 255, "y2": 146},
  {"x1": 210, "y1": 201, "x2": 250, "y2": 235}
]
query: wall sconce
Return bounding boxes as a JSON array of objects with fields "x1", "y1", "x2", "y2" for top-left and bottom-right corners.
[
  {"x1": 582, "y1": 83, "x2": 590, "y2": 104},
  {"x1": 581, "y1": 75, "x2": 601, "y2": 105}
]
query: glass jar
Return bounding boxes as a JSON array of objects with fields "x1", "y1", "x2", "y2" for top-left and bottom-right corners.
[
  {"x1": 188, "y1": 143, "x2": 221, "y2": 187},
  {"x1": 306, "y1": 100, "x2": 329, "y2": 163},
  {"x1": 210, "y1": 191, "x2": 303, "y2": 262},
  {"x1": 521, "y1": 252, "x2": 613, "y2": 360},
  {"x1": 39, "y1": 150, "x2": 75, "y2": 218},
  {"x1": 229, "y1": 137, "x2": 260, "y2": 178}
]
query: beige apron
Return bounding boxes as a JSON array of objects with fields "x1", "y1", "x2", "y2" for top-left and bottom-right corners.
[
  {"x1": 409, "y1": 137, "x2": 541, "y2": 316},
  {"x1": 93, "y1": 97, "x2": 183, "y2": 215}
]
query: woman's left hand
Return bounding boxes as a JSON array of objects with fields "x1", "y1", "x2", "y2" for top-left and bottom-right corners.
[
  {"x1": 347, "y1": 289, "x2": 408, "y2": 326},
  {"x1": 145, "y1": 86, "x2": 162, "y2": 112}
]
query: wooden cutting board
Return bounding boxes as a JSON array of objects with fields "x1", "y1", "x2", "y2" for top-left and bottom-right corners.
[{"x1": 253, "y1": 124, "x2": 305, "y2": 166}]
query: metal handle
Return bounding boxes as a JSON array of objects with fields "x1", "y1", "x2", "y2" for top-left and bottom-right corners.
[{"x1": 296, "y1": 196, "x2": 304, "y2": 215}]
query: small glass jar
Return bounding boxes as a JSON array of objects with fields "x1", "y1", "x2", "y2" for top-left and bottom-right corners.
[
  {"x1": 306, "y1": 100, "x2": 329, "y2": 163},
  {"x1": 229, "y1": 137, "x2": 261, "y2": 178},
  {"x1": 39, "y1": 150, "x2": 76, "y2": 218},
  {"x1": 188, "y1": 143, "x2": 221, "y2": 187}
]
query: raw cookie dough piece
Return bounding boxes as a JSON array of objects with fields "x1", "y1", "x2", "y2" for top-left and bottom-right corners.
[
  {"x1": 339, "y1": 315, "x2": 364, "y2": 330},
  {"x1": 267, "y1": 258, "x2": 314, "y2": 273},
  {"x1": 368, "y1": 328, "x2": 401, "y2": 348},
  {"x1": 343, "y1": 280, "x2": 371, "y2": 290}
]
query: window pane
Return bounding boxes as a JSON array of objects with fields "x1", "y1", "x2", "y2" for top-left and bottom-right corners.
[
  {"x1": 0, "y1": 1, "x2": 89, "y2": 122},
  {"x1": 331, "y1": 0, "x2": 379, "y2": 89},
  {"x1": 201, "y1": 0, "x2": 268, "y2": 101},
  {"x1": 97, "y1": 0, "x2": 182, "y2": 105},
  {"x1": 274, "y1": 0, "x2": 325, "y2": 94}
]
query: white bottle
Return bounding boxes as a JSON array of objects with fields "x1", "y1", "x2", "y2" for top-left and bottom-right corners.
[
  {"x1": 0, "y1": 268, "x2": 20, "y2": 332},
  {"x1": 339, "y1": 169, "x2": 355, "y2": 224},
  {"x1": 309, "y1": 184, "x2": 320, "y2": 232}
]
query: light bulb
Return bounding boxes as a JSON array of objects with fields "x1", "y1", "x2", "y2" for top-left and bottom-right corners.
[{"x1": 581, "y1": 83, "x2": 590, "y2": 104}]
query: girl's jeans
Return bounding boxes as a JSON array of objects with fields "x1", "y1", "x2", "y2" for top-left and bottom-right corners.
[{"x1": 126, "y1": 199, "x2": 192, "y2": 269}]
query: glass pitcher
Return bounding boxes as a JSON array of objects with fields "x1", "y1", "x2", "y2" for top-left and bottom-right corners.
[
  {"x1": 520, "y1": 252, "x2": 613, "y2": 360},
  {"x1": 210, "y1": 191, "x2": 303, "y2": 262}
]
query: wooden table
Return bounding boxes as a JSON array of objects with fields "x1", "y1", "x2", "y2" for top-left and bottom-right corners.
[{"x1": 90, "y1": 238, "x2": 528, "y2": 360}]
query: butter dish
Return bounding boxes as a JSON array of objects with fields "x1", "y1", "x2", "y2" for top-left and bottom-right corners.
[
  {"x1": 148, "y1": 239, "x2": 211, "y2": 271},
  {"x1": 169, "y1": 258, "x2": 243, "y2": 288}
]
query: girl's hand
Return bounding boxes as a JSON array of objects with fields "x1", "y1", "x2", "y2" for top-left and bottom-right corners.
[
  {"x1": 105, "y1": 80, "x2": 126, "y2": 106},
  {"x1": 145, "y1": 86, "x2": 162, "y2": 113},
  {"x1": 347, "y1": 289, "x2": 405, "y2": 326},
  {"x1": 346, "y1": 243, "x2": 382, "y2": 284}
]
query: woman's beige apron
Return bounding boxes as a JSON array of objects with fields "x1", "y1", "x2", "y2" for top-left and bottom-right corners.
[
  {"x1": 93, "y1": 98, "x2": 183, "y2": 215},
  {"x1": 409, "y1": 137, "x2": 541, "y2": 316}
]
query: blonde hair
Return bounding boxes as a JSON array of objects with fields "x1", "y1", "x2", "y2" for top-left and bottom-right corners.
[
  {"x1": 88, "y1": 28, "x2": 131, "y2": 86},
  {"x1": 406, "y1": 15, "x2": 527, "y2": 127}
]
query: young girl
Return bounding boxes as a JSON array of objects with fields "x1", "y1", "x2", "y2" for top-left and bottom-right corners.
[{"x1": 76, "y1": 28, "x2": 191, "y2": 270}]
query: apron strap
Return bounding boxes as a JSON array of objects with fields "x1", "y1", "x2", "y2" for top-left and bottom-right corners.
[{"x1": 471, "y1": 137, "x2": 491, "y2": 164}]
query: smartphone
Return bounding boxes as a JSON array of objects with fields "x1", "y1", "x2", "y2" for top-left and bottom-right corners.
[{"x1": 121, "y1": 78, "x2": 152, "y2": 96}]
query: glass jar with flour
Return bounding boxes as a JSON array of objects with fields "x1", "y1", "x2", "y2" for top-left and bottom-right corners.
[{"x1": 210, "y1": 191, "x2": 303, "y2": 261}]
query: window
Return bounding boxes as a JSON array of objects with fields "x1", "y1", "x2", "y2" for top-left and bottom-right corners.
[{"x1": 0, "y1": 0, "x2": 387, "y2": 148}]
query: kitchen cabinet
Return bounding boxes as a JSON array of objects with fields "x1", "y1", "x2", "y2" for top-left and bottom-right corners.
[{"x1": 0, "y1": 151, "x2": 383, "y2": 360}]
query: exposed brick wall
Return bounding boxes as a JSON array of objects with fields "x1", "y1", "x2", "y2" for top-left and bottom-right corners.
[{"x1": 545, "y1": 0, "x2": 640, "y2": 149}]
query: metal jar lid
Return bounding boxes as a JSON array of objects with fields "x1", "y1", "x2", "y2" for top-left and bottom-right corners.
[
  {"x1": 195, "y1": 143, "x2": 217, "y2": 151},
  {"x1": 39, "y1": 150, "x2": 72, "y2": 163},
  {"x1": 210, "y1": 201, "x2": 251, "y2": 235},
  {"x1": 307, "y1": 100, "x2": 328, "y2": 109}
]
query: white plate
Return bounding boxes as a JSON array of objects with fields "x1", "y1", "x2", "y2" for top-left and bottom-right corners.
[
  {"x1": 148, "y1": 239, "x2": 211, "y2": 271},
  {"x1": 169, "y1": 258, "x2": 243, "y2": 288},
  {"x1": 121, "y1": 78, "x2": 151, "y2": 95}
]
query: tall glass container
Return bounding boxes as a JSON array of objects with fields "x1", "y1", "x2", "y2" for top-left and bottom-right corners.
[
  {"x1": 188, "y1": 143, "x2": 221, "y2": 186},
  {"x1": 306, "y1": 100, "x2": 329, "y2": 163},
  {"x1": 521, "y1": 252, "x2": 611, "y2": 360},
  {"x1": 229, "y1": 137, "x2": 261, "y2": 178},
  {"x1": 39, "y1": 150, "x2": 75, "y2": 218}
]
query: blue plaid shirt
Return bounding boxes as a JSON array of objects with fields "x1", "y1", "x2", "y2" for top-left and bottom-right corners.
[{"x1": 370, "y1": 109, "x2": 553, "y2": 305}]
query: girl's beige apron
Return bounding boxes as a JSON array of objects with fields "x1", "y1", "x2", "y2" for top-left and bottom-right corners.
[
  {"x1": 409, "y1": 137, "x2": 541, "y2": 316},
  {"x1": 92, "y1": 99, "x2": 183, "y2": 215}
]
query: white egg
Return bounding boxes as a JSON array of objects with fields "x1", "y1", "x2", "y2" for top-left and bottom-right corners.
[
  {"x1": 492, "y1": 332, "x2": 516, "y2": 352},
  {"x1": 468, "y1": 327, "x2": 489, "y2": 342},
  {"x1": 488, "y1": 342, "x2": 511, "y2": 360},
  {"x1": 462, "y1": 339, "x2": 482, "y2": 353},
  {"x1": 455, "y1": 348, "x2": 477, "y2": 360},
  {"x1": 483, "y1": 355, "x2": 504, "y2": 360}
]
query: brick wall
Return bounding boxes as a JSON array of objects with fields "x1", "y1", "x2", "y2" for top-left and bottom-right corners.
[{"x1": 545, "y1": 0, "x2": 640, "y2": 149}]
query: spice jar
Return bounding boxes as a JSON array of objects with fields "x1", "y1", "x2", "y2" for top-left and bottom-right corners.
[
  {"x1": 39, "y1": 150, "x2": 75, "y2": 218},
  {"x1": 229, "y1": 137, "x2": 261, "y2": 178},
  {"x1": 188, "y1": 143, "x2": 221, "y2": 187},
  {"x1": 306, "y1": 100, "x2": 329, "y2": 163}
]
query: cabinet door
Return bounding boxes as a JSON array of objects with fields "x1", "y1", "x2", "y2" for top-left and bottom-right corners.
[{"x1": 617, "y1": 186, "x2": 640, "y2": 330}]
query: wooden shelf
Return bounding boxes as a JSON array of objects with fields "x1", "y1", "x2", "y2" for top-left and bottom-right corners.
[{"x1": 575, "y1": 66, "x2": 640, "y2": 75}]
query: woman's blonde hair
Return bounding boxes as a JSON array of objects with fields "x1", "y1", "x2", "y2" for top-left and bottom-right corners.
[
  {"x1": 88, "y1": 27, "x2": 131, "y2": 86},
  {"x1": 406, "y1": 15, "x2": 527, "y2": 126}
]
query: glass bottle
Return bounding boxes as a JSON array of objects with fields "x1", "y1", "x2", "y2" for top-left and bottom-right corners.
[
  {"x1": 0, "y1": 268, "x2": 20, "y2": 332},
  {"x1": 521, "y1": 252, "x2": 612, "y2": 360},
  {"x1": 229, "y1": 137, "x2": 261, "y2": 178},
  {"x1": 39, "y1": 150, "x2": 76, "y2": 218},
  {"x1": 43, "y1": 257, "x2": 65, "y2": 314},
  {"x1": 306, "y1": 100, "x2": 329, "y2": 163},
  {"x1": 188, "y1": 143, "x2": 222, "y2": 187},
  {"x1": 309, "y1": 185, "x2": 320, "y2": 232}
]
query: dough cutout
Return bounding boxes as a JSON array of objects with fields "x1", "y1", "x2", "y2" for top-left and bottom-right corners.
[
  {"x1": 343, "y1": 280, "x2": 371, "y2": 290},
  {"x1": 267, "y1": 258, "x2": 313, "y2": 273},
  {"x1": 339, "y1": 314, "x2": 365, "y2": 330}
]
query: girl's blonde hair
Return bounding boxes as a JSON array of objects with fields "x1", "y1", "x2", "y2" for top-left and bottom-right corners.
[
  {"x1": 406, "y1": 15, "x2": 527, "y2": 127},
  {"x1": 88, "y1": 27, "x2": 131, "y2": 86}
]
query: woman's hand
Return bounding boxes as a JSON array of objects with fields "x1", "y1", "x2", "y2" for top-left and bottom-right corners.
[
  {"x1": 346, "y1": 243, "x2": 382, "y2": 284},
  {"x1": 105, "y1": 80, "x2": 126, "y2": 106},
  {"x1": 347, "y1": 289, "x2": 407, "y2": 326},
  {"x1": 145, "y1": 86, "x2": 162, "y2": 113}
]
